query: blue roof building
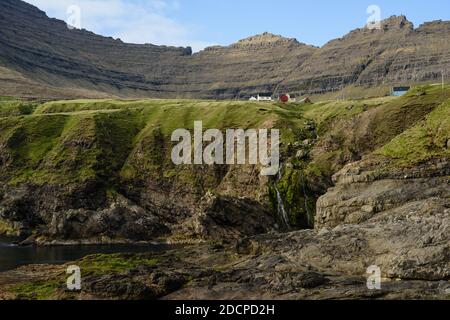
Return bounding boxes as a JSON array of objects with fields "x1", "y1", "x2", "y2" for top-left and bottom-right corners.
[{"x1": 392, "y1": 86, "x2": 411, "y2": 96}]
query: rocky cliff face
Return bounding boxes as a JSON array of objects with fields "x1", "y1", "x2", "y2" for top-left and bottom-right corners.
[
  {"x1": 0, "y1": 84, "x2": 448, "y2": 246},
  {"x1": 2, "y1": 1, "x2": 450, "y2": 99},
  {"x1": 0, "y1": 84, "x2": 448, "y2": 299},
  {"x1": 0, "y1": 99, "x2": 314, "y2": 243},
  {"x1": 0, "y1": 0, "x2": 316, "y2": 99},
  {"x1": 174, "y1": 33, "x2": 317, "y2": 99},
  {"x1": 316, "y1": 158, "x2": 450, "y2": 229},
  {"x1": 0, "y1": 0, "x2": 192, "y2": 99},
  {"x1": 280, "y1": 16, "x2": 450, "y2": 95}
]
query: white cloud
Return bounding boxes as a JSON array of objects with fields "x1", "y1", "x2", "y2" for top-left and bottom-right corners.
[{"x1": 24, "y1": 0, "x2": 213, "y2": 52}]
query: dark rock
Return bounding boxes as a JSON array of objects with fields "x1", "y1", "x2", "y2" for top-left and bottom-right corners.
[
  {"x1": 186, "y1": 194, "x2": 276, "y2": 241},
  {"x1": 83, "y1": 274, "x2": 158, "y2": 300}
]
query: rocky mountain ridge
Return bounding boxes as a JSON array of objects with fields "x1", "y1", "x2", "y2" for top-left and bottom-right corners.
[{"x1": 2, "y1": 0, "x2": 450, "y2": 99}]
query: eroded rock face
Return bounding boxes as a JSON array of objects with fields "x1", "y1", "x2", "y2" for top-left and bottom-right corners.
[
  {"x1": 255, "y1": 201, "x2": 449, "y2": 281},
  {"x1": 315, "y1": 158, "x2": 450, "y2": 229},
  {"x1": 47, "y1": 196, "x2": 169, "y2": 242},
  {"x1": 0, "y1": 164, "x2": 277, "y2": 243},
  {"x1": 154, "y1": 157, "x2": 449, "y2": 299},
  {"x1": 0, "y1": 0, "x2": 192, "y2": 99},
  {"x1": 162, "y1": 180, "x2": 449, "y2": 299},
  {"x1": 0, "y1": 0, "x2": 316, "y2": 99},
  {"x1": 185, "y1": 193, "x2": 276, "y2": 241},
  {"x1": 1, "y1": 154, "x2": 448, "y2": 299},
  {"x1": 2, "y1": 1, "x2": 450, "y2": 99},
  {"x1": 163, "y1": 159, "x2": 448, "y2": 298}
]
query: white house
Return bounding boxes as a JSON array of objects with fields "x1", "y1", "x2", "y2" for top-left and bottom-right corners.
[
  {"x1": 249, "y1": 94, "x2": 273, "y2": 102},
  {"x1": 257, "y1": 94, "x2": 273, "y2": 102}
]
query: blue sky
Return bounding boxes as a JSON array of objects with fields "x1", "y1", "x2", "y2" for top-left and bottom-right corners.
[{"x1": 25, "y1": 0, "x2": 450, "y2": 52}]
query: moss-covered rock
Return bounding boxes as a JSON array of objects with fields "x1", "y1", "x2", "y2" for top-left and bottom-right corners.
[{"x1": 0, "y1": 86, "x2": 449, "y2": 242}]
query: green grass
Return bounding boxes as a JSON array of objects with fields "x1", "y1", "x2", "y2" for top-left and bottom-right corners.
[
  {"x1": 301, "y1": 96, "x2": 395, "y2": 133},
  {"x1": 0, "y1": 96, "x2": 14, "y2": 101},
  {"x1": 34, "y1": 99, "x2": 204, "y2": 114},
  {"x1": 1, "y1": 99, "x2": 310, "y2": 185},
  {"x1": 302, "y1": 84, "x2": 450, "y2": 144},
  {"x1": 3, "y1": 114, "x2": 70, "y2": 184},
  {"x1": 78, "y1": 253, "x2": 163, "y2": 276},
  {"x1": 365, "y1": 85, "x2": 450, "y2": 148},
  {"x1": 34, "y1": 99, "x2": 301, "y2": 136},
  {"x1": 11, "y1": 280, "x2": 61, "y2": 300},
  {"x1": 377, "y1": 100, "x2": 450, "y2": 166},
  {"x1": 301, "y1": 84, "x2": 450, "y2": 177},
  {"x1": 0, "y1": 100, "x2": 39, "y2": 117}
]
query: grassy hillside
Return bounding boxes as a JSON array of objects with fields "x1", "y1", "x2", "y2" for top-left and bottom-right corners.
[
  {"x1": 377, "y1": 99, "x2": 450, "y2": 166},
  {"x1": 300, "y1": 85, "x2": 450, "y2": 178},
  {"x1": 0, "y1": 98, "x2": 38, "y2": 117},
  {"x1": 0, "y1": 99, "x2": 309, "y2": 185},
  {"x1": 0, "y1": 85, "x2": 448, "y2": 231}
]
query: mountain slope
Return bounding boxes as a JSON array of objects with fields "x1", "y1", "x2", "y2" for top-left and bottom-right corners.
[
  {"x1": 0, "y1": 0, "x2": 316, "y2": 99},
  {"x1": 0, "y1": 0, "x2": 192, "y2": 98},
  {"x1": 280, "y1": 16, "x2": 450, "y2": 95},
  {"x1": 2, "y1": 0, "x2": 450, "y2": 99}
]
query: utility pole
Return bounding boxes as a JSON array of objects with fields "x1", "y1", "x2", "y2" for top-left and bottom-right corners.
[{"x1": 442, "y1": 68, "x2": 445, "y2": 90}]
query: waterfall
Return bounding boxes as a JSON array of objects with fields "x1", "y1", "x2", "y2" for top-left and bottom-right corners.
[
  {"x1": 277, "y1": 163, "x2": 283, "y2": 180},
  {"x1": 275, "y1": 186, "x2": 290, "y2": 230},
  {"x1": 275, "y1": 164, "x2": 290, "y2": 230}
]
